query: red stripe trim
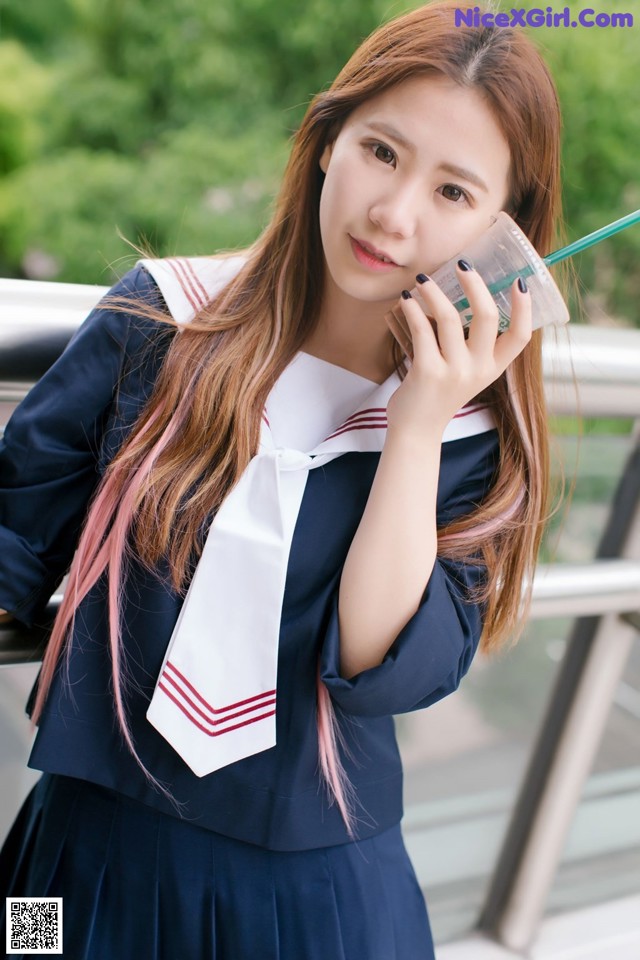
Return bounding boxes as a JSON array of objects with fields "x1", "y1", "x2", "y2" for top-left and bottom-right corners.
[
  {"x1": 323, "y1": 406, "x2": 388, "y2": 440},
  {"x1": 162, "y1": 673, "x2": 276, "y2": 727},
  {"x1": 158, "y1": 682, "x2": 275, "y2": 738},
  {"x1": 172, "y1": 257, "x2": 208, "y2": 310},
  {"x1": 180, "y1": 258, "x2": 209, "y2": 303},
  {"x1": 262, "y1": 412, "x2": 270, "y2": 427},
  {"x1": 165, "y1": 661, "x2": 276, "y2": 715},
  {"x1": 324, "y1": 404, "x2": 489, "y2": 441},
  {"x1": 166, "y1": 259, "x2": 200, "y2": 314},
  {"x1": 324, "y1": 421, "x2": 387, "y2": 441},
  {"x1": 453, "y1": 404, "x2": 489, "y2": 419},
  {"x1": 335, "y1": 414, "x2": 387, "y2": 427},
  {"x1": 340, "y1": 407, "x2": 387, "y2": 426},
  {"x1": 167, "y1": 258, "x2": 207, "y2": 313},
  {"x1": 171, "y1": 257, "x2": 207, "y2": 308}
]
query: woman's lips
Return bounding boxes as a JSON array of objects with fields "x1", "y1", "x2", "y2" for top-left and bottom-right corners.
[{"x1": 349, "y1": 236, "x2": 401, "y2": 272}]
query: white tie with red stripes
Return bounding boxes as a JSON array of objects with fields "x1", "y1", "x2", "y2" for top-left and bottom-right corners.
[
  {"x1": 139, "y1": 256, "x2": 496, "y2": 777},
  {"x1": 146, "y1": 367, "x2": 403, "y2": 776}
]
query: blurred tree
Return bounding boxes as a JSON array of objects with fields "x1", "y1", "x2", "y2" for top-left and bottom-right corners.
[
  {"x1": 0, "y1": 120, "x2": 289, "y2": 281},
  {"x1": 0, "y1": 42, "x2": 50, "y2": 175},
  {"x1": 0, "y1": 0, "x2": 75, "y2": 52},
  {"x1": 0, "y1": 0, "x2": 402, "y2": 284},
  {"x1": 535, "y1": 4, "x2": 640, "y2": 324},
  {"x1": 0, "y1": 150, "x2": 141, "y2": 281},
  {"x1": 0, "y1": 0, "x2": 638, "y2": 327},
  {"x1": 209, "y1": 0, "x2": 410, "y2": 122}
]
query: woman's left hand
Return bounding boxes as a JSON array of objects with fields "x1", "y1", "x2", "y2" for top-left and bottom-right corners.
[{"x1": 384, "y1": 263, "x2": 532, "y2": 442}]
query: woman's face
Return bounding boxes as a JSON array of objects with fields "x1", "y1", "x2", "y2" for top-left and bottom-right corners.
[{"x1": 318, "y1": 74, "x2": 512, "y2": 306}]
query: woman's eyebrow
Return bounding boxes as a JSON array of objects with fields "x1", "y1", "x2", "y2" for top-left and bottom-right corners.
[
  {"x1": 437, "y1": 162, "x2": 489, "y2": 193},
  {"x1": 364, "y1": 120, "x2": 416, "y2": 153},
  {"x1": 363, "y1": 121, "x2": 489, "y2": 194}
]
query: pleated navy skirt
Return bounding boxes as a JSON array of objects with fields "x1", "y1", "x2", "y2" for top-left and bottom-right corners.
[{"x1": 1, "y1": 774, "x2": 435, "y2": 960}]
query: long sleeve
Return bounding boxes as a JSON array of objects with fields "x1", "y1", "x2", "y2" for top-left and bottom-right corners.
[
  {"x1": 0, "y1": 265, "x2": 170, "y2": 625},
  {"x1": 319, "y1": 428, "x2": 500, "y2": 717}
]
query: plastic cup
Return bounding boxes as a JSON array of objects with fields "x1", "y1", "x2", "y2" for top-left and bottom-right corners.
[{"x1": 412, "y1": 212, "x2": 569, "y2": 332}]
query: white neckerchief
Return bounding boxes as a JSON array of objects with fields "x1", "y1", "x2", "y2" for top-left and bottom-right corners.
[{"x1": 139, "y1": 257, "x2": 496, "y2": 777}]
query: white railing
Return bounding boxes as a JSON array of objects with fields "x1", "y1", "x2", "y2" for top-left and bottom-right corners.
[
  {"x1": 2, "y1": 277, "x2": 640, "y2": 413},
  {"x1": 1, "y1": 277, "x2": 639, "y2": 960}
]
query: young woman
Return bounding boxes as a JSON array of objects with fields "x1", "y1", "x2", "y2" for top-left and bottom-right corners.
[{"x1": 0, "y1": 2, "x2": 563, "y2": 957}]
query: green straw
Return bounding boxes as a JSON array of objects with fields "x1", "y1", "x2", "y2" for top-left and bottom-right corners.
[
  {"x1": 545, "y1": 207, "x2": 640, "y2": 265},
  {"x1": 451, "y1": 207, "x2": 640, "y2": 312}
]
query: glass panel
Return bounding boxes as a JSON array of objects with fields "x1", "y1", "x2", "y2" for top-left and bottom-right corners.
[
  {"x1": 1, "y1": 397, "x2": 636, "y2": 941},
  {"x1": 399, "y1": 425, "x2": 637, "y2": 944},
  {"x1": 543, "y1": 427, "x2": 640, "y2": 912},
  {"x1": 399, "y1": 616, "x2": 567, "y2": 943},
  {"x1": 545, "y1": 636, "x2": 640, "y2": 915},
  {"x1": 0, "y1": 663, "x2": 42, "y2": 844}
]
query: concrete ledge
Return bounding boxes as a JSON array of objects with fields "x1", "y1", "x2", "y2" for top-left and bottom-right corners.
[
  {"x1": 438, "y1": 934, "x2": 519, "y2": 960},
  {"x1": 437, "y1": 894, "x2": 640, "y2": 960}
]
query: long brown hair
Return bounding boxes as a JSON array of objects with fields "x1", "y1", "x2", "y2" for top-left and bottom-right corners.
[{"x1": 32, "y1": 1, "x2": 564, "y2": 833}]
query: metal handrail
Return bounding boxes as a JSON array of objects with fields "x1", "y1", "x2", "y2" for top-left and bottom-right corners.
[
  {"x1": 3, "y1": 557, "x2": 640, "y2": 666},
  {"x1": 542, "y1": 323, "x2": 640, "y2": 417},
  {"x1": 1, "y1": 276, "x2": 640, "y2": 956},
  {"x1": 478, "y1": 430, "x2": 640, "y2": 952},
  {"x1": 1, "y1": 275, "x2": 639, "y2": 655},
  {"x1": 1, "y1": 277, "x2": 639, "y2": 649},
  {"x1": 2, "y1": 277, "x2": 640, "y2": 413},
  {"x1": 528, "y1": 558, "x2": 640, "y2": 617}
]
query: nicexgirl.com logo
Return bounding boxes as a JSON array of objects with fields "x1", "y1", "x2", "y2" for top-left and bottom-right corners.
[{"x1": 455, "y1": 6, "x2": 634, "y2": 27}]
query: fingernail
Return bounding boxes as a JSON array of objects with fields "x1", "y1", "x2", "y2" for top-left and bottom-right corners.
[
  {"x1": 401, "y1": 289, "x2": 412, "y2": 299},
  {"x1": 457, "y1": 259, "x2": 473, "y2": 272},
  {"x1": 416, "y1": 273, "x2": 430, "y2": 284},
  {"x1": 518, "y1": 276, "x2": 528, "y2": 294}
]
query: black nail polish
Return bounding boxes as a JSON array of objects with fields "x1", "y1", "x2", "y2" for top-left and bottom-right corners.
[
  {"x1": 416, "y1": 273, "x2": 430, "y2": 284},
  {"x1": 401, "y1": 289, "x2": 412, "y2": 299},
  {"x1": 518, "y1": 276, "x2": 528, "y2": 294},
  {"x1": 457, "y1": 258, "x2": 473, "y2": 271}
]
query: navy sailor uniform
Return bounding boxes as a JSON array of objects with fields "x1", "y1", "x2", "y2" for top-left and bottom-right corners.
[{"x1": 0, "y1": 262, "x2": 500, "y2": 959}]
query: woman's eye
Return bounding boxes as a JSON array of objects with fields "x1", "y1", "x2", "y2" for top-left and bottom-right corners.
[
  {"x1": 372, "y1": 143, "x2": 396, "y2": 165},
  {"x1": 441, "y1": 184, "x2": 467, "y2": 203}
]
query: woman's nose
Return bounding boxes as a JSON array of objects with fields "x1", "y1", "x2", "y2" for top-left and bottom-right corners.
[{"x1": 368, "y1": 182, "x2": 422, "y2": 238}]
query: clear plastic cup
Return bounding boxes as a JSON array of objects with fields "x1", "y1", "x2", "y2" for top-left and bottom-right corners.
[{"x1": 412, "y1": 212, "x2": 569, "y2": 332}]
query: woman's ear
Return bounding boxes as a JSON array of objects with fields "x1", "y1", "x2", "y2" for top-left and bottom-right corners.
[{"x1": 319, "y1": 142, "x2": 334, "y2": 173}]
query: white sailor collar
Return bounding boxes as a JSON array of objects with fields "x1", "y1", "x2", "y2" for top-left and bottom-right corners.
[{"x1": 141, "y1": 256, "x2": 496, "y2": 776}]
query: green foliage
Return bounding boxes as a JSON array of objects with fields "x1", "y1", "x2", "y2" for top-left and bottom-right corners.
[
  {"x1": 0, "y1": 42, "x2": 50, "y2": 174},
  {"x1": 518, "y1": 0, "x2": 640, "y2": 324},
  {"x1": 0, "y1": 0, "x2": 75, "y2": 51},
  {"x1": 0, "y1": 120, "x2": 289, "y2": 282},
  {"x1": 549, "y1": 416, "x2": 634, "y2": 436},
  {"x1": 0, "y1": 0, "x2": 638, "y2": 330},
  {"x1": 210, "y1": 0, "x2": 412, "y2": 122},
  {"x1": 0, "y1": 150, "x2": 141, "y2": 281},
  {"x1": 0, "y1": 0, "x2": 377, "y2": 281}
]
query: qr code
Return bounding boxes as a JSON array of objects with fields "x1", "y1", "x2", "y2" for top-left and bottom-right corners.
[{"x1": 6, "y1": 898, "x2": 63, "y2": 955}]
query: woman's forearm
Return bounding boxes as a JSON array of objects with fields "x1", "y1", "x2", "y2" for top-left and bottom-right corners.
[{"x1": 337, "y1": 427, "x2": 443, "y2": 679}]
